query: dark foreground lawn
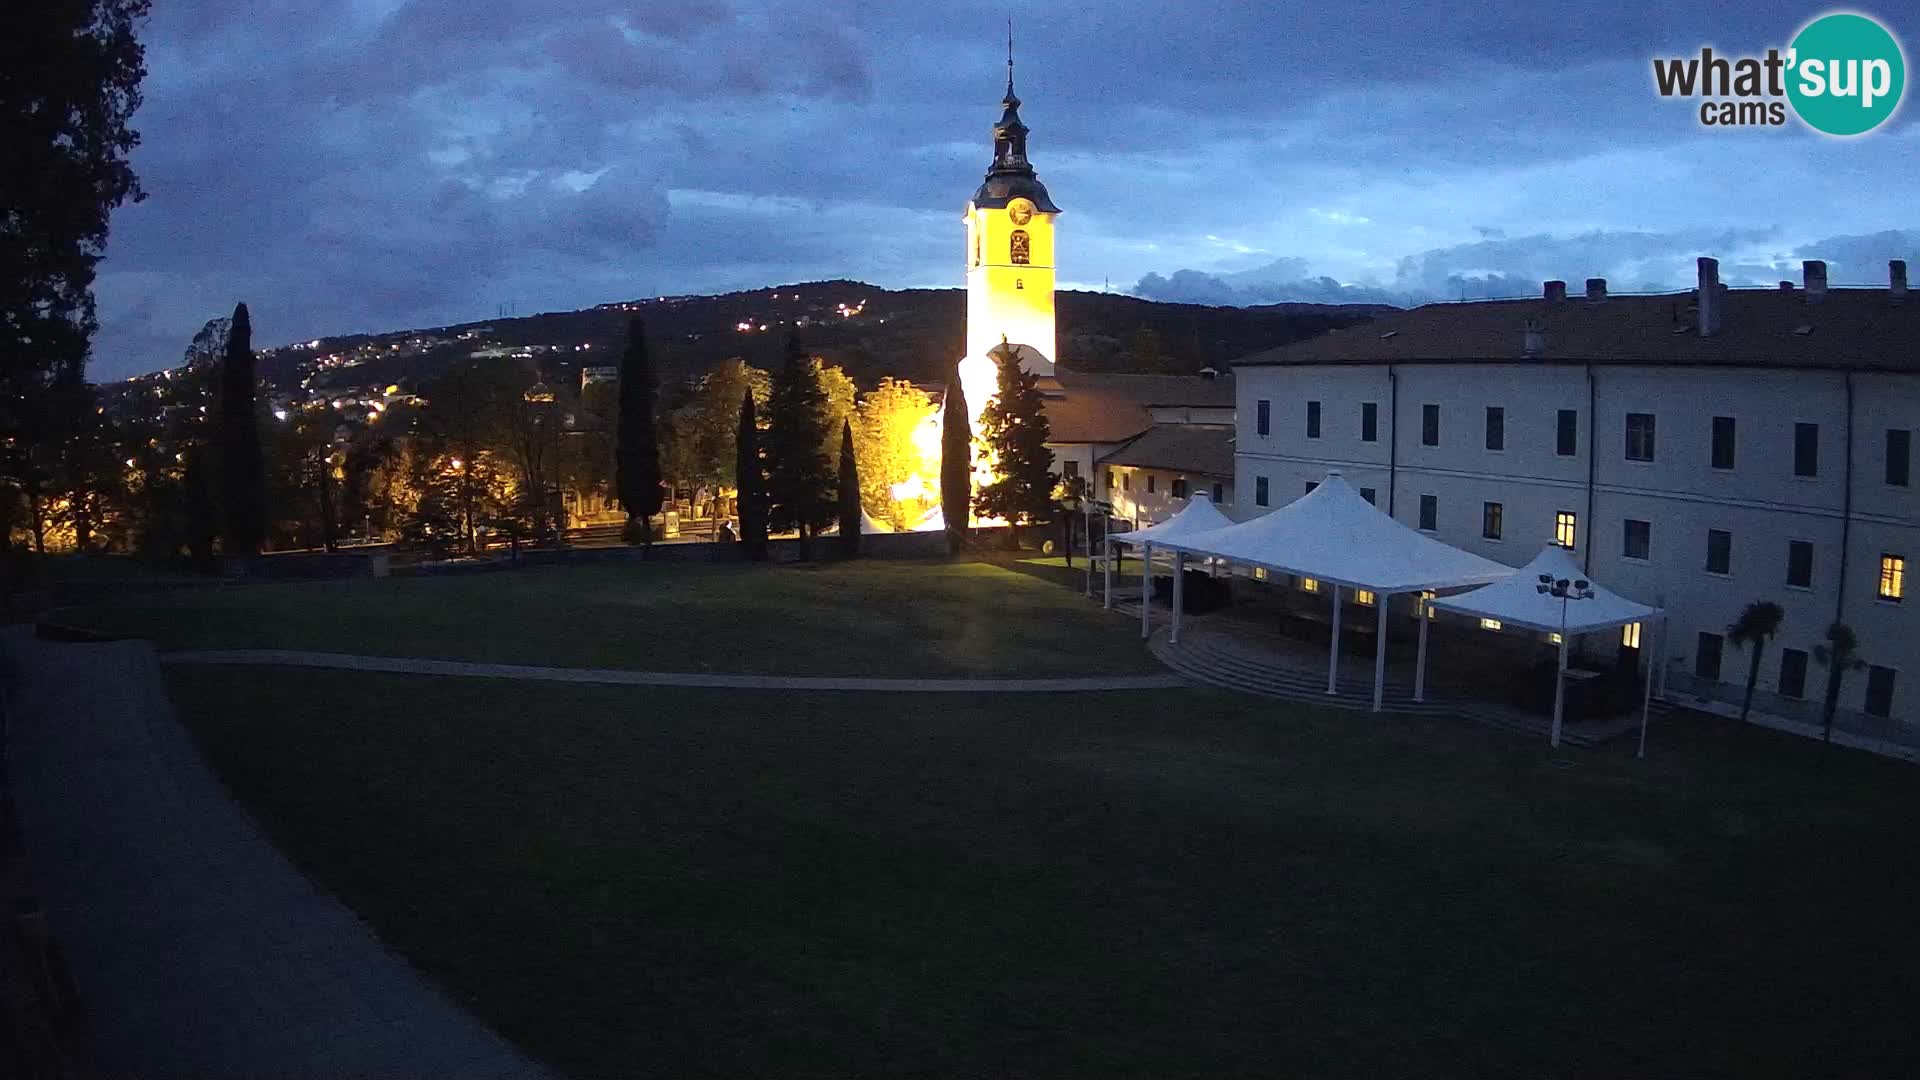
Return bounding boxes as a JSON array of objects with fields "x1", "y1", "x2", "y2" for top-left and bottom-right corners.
[
  {"x1": 59, "y1": 559, "x2": 1151, "y2": 676},
  {"x1": 170, "y1": 668, "x2": 1920, "y2": 1078}
]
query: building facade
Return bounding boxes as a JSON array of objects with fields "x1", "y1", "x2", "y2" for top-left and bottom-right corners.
[{"x1": 1231, "y1": 259, "x2": 1917, "y2": 727}]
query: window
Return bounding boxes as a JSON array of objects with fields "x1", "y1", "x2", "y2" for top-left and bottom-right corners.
[
  {"x1": 1621, "y1": 622, "x2": 1642, "y2": 649},
  {"x1": 1299, "y1": 577, "x2": 1321, "y2": 593},
  {"x1": 1555, "y1": 510, "x2": 1577, "y2": 549},
  {"x1": 1695, "y1": 632, "x2": 1724, "y2": 681},
  {"x1": 1711, "y1": 416, "x2": 1737, "y2": 470},
  {"x1": 1306, "y1": 401, "x2": 1321, "y2": 439},
  {"x1": 1706, "y1": 529, "x2": 1732, "y2": 575},
  {"x1": 1304, "y1": 481, "x2": 1318, "y2": 496},
  {"x1": 1889, "y1": 429, "x2": 1912, "y2": 487},
  {"x1": 1625, "y1": 412, "x2": 1656, "y2": 461},
  {"x1": 1485, "y1": 406, "x2": 1505, "y2": 451},
  {"x1": 1146, "y1": 474, "x2": 1157, "y2": 494},
  {"x1": 1105, "y1": 468, "x2": 1114, "y2": 491},
  {"x1": 1360, "y1": 486, "x2": 1376, "y2": 505},
  {"x1": 1787, "y1": 540, "x2": 1813, "y2": 588},
  {"x1": 1482, "y1": 501, "x2": 1503, "y2": 541},
  {"x1": 1881, "y1": 554, "x2": 1906, "y2": 602},
  {"x1": 1014, "y1": 278, "x2": 1024, "y2": 290},
  {"x1": 1062, "y1": 460, "x2": 1079, "y2": 480},
  {"x1": 1009, "y1": 229, "x2": 1030, "y2": 265},
  {"x1": 1779, "y1": 648, "x2": 1809, "y2": 699},
  {"x1": 1254, "y1": 476, "x2": 1269, "y2": 506},
  {"x1": 1421, "y1": 404, "x2": 1440, "y2": 446},
  {"x1": 1480, "y1": 618, "x2": 1503, "y2": 632},
  {"x1": 1211, "y1": 482, "x2": 1224, "y2": 503},
  {"x1": 1356, "y1": 589, "x2": 1376, "y2": 606},
  {"x1": 1556, "y1": 409, "x2": 1578, "y2": 456},
  {"x1": 1623, "y1": 518, "x2": 1651, "y2": 560},
  {"x1": 1171, "y1": 477, "x2": 1188, "y2": 499},
  {"x1": 1253, "y1": 567, "x2": 1269, "y2": 581},
  {"x1": 1418, "y1": 494, "x2": 1437, "y2": 532},
  {"x1": 1361, "y1": 402, "x2": 1378, "y2": 442},
  {"x1": 1414, "y1": 590, "x2": 1437, "y2": 620},
  {"x1": 1864, "y1": 666, "x2": 1896, "y2": 718},
  {"x1": 1256, "y1": 399, "x2": 1270, "y2": 437},
  {"x1": 1793, "y1": 422, "x2": 1819, "y2": 477},
  {"x1": 1121, "y1": 473, "x2": 1131, "y2": 492}
]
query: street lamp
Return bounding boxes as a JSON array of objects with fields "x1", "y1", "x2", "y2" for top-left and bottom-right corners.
[{"x1": 1537, "y1": 573, "x2": 1594, "y2": 749}]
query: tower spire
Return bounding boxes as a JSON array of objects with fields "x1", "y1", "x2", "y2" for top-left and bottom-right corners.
[{"x1": 1006, "y1": 17, "x2": 1015, "y2": 98}]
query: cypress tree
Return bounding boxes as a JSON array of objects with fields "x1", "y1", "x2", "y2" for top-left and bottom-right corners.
[
  {"x1": 735, "y1": 389, "x2": 768, "y2": 560},
  {"x1": 939, "y1": 366, "x2": 971, "y2": 556},
  {"x1": 615, "y1": 316, "x2": 663, "y2": 548},
  {"x1": 977, "y1": 347, "x2": 1058, "y2": 537},
  {"x1": 836, "y1": 418, "x2": 860, "y2": 558},
  {"x1": 218, "y1": 302, "x2": 266, "y2": 554},
  {"x1": 763, "y1": 332, "x2": 833, "y2": 560}
]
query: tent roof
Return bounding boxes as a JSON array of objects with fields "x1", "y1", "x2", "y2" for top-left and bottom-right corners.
[
  {"x1": 820, "y1": 508, "x2": 895, "y2": 537},
  {"x1": 1156, "y1": 473, "x2": 1515, "y2": 593},
  {"x1": 1429, "y1": 544, "x2": 1662, "y2": 633},
  {"x1": 1109, "y1": 493, "x2": 1234, "y2": 545}
]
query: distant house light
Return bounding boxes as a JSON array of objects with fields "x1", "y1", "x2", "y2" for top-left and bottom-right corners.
[{"x1": 1479, "y1": 618, "x2": 1503, "y2": 632}]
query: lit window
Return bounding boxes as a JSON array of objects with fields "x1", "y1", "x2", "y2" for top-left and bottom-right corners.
[
  {"x1": 1480, "y1": 618, "x2": 1503, "y2": 632},
  {"x1": 1555, "y1": 510, "x2": 1577, "y2": 549},
  {"x1": 1253, "y1": 567, "x2": 1269, "y2": 581},
  {"x1": 1881, "y1": 554, "x2": 1906, "y2": 602},
  {"x1": 1356, "y1": 589, "x2": 1376, "y2": 606},
  {"x1": 1622, "y1": 622, "x2": 1642, "y2": 649},
  {"x1": 1300, "y1": 577, "x2": 1321, "y2": 594},
  {"x1": 1548, "y1": 632, "x2": 1563, "y2": 644},
  {"x1": 1412, "y1": 590, "x2": 1436, "y2": 620}
]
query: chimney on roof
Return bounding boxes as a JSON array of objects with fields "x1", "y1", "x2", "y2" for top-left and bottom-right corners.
[
  {"x1": 1891, "y1": 259, "x2": 1909, "y2": 301},
  {"x1": 1697, "y1": 257, "x2": 1722, "y2": 336},
  {"x1": 1779, "y1": 280, "x2": 1795, "y2": 291},
  {"x1": 1585, "y1": 278, "x2": 1607, "y2": 301},
  {"x1": 1198, "y1": 365, "x2": 1219, "y2": 380},
  {"x1": 1803, "y1": 259, "x2": 1827, "y2": 301},
  {"x1": 1544, "y1": 280, "x2": 1567, "y2": 302}
]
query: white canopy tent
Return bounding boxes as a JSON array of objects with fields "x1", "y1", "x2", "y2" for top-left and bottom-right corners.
[
  {"x1": 1103, "y1": 494, "x2": 1235, "y2": 641},
  {"x1": 1155, "y1": 473, "x2": 1515, "y2": 712},
  {"x1": 1430, "y1": 544, "x2": 1666, "y2": 755},
  {"x1": 819, "y1": 508, "x2": 896, "y2": 537}
]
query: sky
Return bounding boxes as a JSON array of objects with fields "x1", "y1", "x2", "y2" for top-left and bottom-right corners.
[{"x1": 90, "y1": 1, "x2": 1919, "y2": 379}]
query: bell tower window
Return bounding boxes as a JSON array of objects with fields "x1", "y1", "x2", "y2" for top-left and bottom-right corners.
[
  {"x1": 1010, "y1": 230, "x2": 1030, "y2": 265},
  {"x1": 1015, "y1": 278, "x2": 1024, "y2": 290}
]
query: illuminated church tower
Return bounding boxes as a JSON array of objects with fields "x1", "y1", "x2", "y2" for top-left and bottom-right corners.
[{"x1": 964, "y1": 41, "x2": 1059, "y2": 374}]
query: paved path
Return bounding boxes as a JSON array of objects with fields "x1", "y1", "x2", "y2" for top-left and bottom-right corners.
[
  {"x1": 2, "y1": 628, "x2": 556, "y2": 1079},
  {"x1": 163, "y1": 649, "x2": 1188, "y2": 692}
]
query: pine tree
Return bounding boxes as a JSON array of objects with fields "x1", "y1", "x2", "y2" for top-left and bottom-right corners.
[
  {"x1": 976, "y1": 347, "x2": 1058, "y2": 534},
  {"x1": 219, "y1": 302, "x2": 266, "y2": 554},
  {"x1": 735, "y1": 389, "x2": 768, "y2": 560},
  {"x1": 615, "y1": 316, "x2": 663, "y2": 547},
  {"x1": 763, "y1": 332, "x2": 833, "y2": 560},
  {"x1": 836, "y1": 419, "x2": 860, "y2": 558},
  {"x1": 939, "y1": 366, "x2": 971, "y2": 556}
]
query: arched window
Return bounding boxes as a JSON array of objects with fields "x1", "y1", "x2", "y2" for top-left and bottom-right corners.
[
  {"x1": 1015, "y1": 278, "x2": 1024, "y2": 290},
  {"x1": 1010, "y1": 229, "x2": 1030, "y2": 265}
]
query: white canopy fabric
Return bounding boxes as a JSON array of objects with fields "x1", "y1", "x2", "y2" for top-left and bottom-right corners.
[
  {"x1": 1108, "y1": 493, "x2": 1234, "y2": 545},
  {"x1": 1430, "y1": 544, "x2": 1661, "y2": 632},
  {"x1": 820, "y1": 508, "x2": 896, "y2": 537},
  {"x1": 1155, "y1": 473, "x2": 1514, "y2": 594}
]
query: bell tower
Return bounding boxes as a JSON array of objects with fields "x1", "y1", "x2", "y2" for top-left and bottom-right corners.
[{"x1": 964, "y1": 30, "x2": 1059, "y2": 374}]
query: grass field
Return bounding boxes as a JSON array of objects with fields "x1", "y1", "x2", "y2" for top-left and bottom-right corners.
[
  {"x1": 169, "y1": 665, "x2": 1920, "y2": 1078},
  {"x1": 58, "y1": 559, "x2": 1152, "y2": 676}
]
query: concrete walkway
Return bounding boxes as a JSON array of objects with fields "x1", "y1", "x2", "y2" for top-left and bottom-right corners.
[
  {"x1": 2, "y1": 629, "x2": 555, "y2": 1079},
  {"x1": 163, "y1": 648, "x2": 1188, "y2": 692}
]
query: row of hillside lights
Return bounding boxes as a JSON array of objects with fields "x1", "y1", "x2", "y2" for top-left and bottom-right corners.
[{"x1": 1537, "y1": 573, "x2": 1595, "y2": 749}]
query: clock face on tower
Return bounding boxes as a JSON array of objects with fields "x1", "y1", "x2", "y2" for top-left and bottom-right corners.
[{"x1": 1007, "y1": 198, "x2": 1034, "y2": 225}]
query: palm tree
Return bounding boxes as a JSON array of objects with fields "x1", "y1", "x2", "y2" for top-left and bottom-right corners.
[
  {"x1": 1812, "y1": 622, "x2": 1867, "y2": 745},
  {"x1": 1727, "y1": 600, "x2": 1785, "y2": 730}
]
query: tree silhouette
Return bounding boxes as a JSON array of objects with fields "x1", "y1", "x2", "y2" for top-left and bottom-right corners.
[
  {"x1": 1727, "y1": 600, "x2": 1784, "y2": 732},
  {"x1": 976, "y1": 345, "x2": 1058, "y2": 536},
  {"x1": 735, "y1": 390, "x2": 768, "y2": 561},
  {"x1": 939, "y1": 366, "x2": 972, "y2": 556},
  {"x1": 615, "y1": 317, "x2": 662, "y2": 547},
  {"x1": 836, "y1": 419, "x2": 861, "y2": 558},
  {"x1": 1813, "y1": 623, "x2": 1867, "y2": 745},
  {"x1": 219, "y1": 302, "x2": 267, "y2": 554},
  {"x1": 764, "y1": 333, "x2": 833, "y2": 560}
]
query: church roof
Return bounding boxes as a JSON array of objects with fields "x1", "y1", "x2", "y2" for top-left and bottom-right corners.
[
  {"x1": 1099, "y1": 424, "x2": 1235, "y2": 478},
  {"x1": 971, "y1": 46, "x2": 1061, "y2": 213}
]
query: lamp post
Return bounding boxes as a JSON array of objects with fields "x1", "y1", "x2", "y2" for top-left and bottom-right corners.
[{"x1": 1537, "y1": 573, "x2": 1594, "y2": 749}]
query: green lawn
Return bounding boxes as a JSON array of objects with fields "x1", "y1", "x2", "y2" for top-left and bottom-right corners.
[
  {"x1": 169, "y1": 667, "x2": 1920, "y2": 1078},
  {"x1": 57, "y1": 559, "x2": 1153, "y2": 676}
]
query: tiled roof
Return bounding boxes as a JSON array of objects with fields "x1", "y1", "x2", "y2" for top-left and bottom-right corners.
[
  {"x1": 1098, "y1": 424, "x2": 1235, "y2": 477},
  {"x1": 1052, "y1": 367, "x2": 1237, "y2": 406},
  {"x1": 1041, "y1": 390, "x2": 1152, "y2": 444},
  {"x1": 1233, "y1": 288, "x2": 1920, "y2": 372}
]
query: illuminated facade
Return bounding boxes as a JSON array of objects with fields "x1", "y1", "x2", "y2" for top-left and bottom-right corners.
[{"x1": 963, "y1": 55, "x2": 1059, "y2": 374}]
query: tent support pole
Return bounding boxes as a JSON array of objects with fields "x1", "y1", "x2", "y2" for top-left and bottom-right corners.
[
  {"x1": 1140, "y1": 542, "x2": 1151, "y2": 640},
  {"x1": 1414, "y1": 595, "x2": 1429, "y2": 703},
  {"x1": 1102, "y1": 540, "x2": 1114, "y2": 609},
  {"x1": 1550, "y1": 632, "x2": 1568, "y2": 749},
  {"x1": 1638, "y1": 617, "x2": 1660, "y2": 759},
  {"x1": 1171, "y1": 551, "x2": 1186, "y2": 645},
  {"x1": 1371, "y1": 593, "x2": 1389, "y2": 713},
  {"x1": 1327, "y1": 585, "x2": 1342, "y2": 694}
]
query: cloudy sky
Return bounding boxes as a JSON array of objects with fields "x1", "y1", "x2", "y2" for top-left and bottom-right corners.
[{"x1": 91, "y1": 1, "x2": 1917, "y2": 378}]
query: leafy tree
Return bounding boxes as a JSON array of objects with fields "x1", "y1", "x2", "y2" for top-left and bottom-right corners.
[
  {"x1": 975, "y1": 346, "x2": 1058, "y2": 534},
  {"x1": 1, "y1": 0, "x2": 149, "y2": 574},
  {"x1": 853, "y1": 377, "x2": 936, "y2": 530},
  {"x1": 836, "y1": 419, "x2": 860, "y2": 558},
  {"x1": 219, "y1": 302, "x2": 267, "y2": 553},
  {"x1": 735, "y1": 389, "x2": 767, "y2": 560},
  {"x1": 677, "y1": 359, "x2": 771, "y2": 491},
  {"x1": 763, "y1": 333, "x2": 834, "y2": 559},
  {"x1": 1727, "y1": 601, "x2": 1785, "y2": 731},
  {"x1": 413, "y1": 360, "x2": 524, "y2": 553},
  {"x1": 615, "y1": 317, "x2": 663, "y2": 546},
  {"x1": 939, "y1": 366, "x2": 971, "y2": 556},
  {"x1": 817, "y1": 362, "x2": 857, "y2": 465},
  {"x1": 1813, "y1": 623, "x2": 1868, "y2": 745}
]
